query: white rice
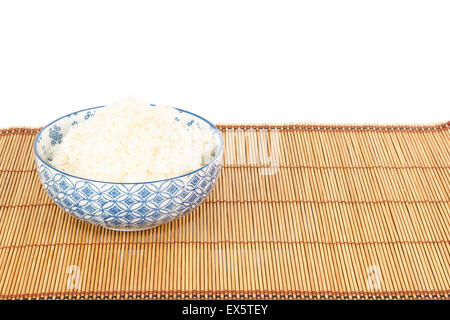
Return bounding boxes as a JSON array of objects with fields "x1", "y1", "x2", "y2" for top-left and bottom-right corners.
[{"x1": 50, "y1": 97, "x2": 219, "y2": 182}]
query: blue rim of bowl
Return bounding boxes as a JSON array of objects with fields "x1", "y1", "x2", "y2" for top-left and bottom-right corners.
[{"x1": 33, "y1": 105, "x2": 224, "y2": 185}]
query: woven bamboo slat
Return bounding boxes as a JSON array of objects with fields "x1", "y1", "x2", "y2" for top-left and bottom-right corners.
[{"x1": 0, "y1": 122, "x2": 449, "y2": 300}]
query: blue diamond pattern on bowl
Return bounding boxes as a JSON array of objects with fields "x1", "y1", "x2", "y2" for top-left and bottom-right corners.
[
  {"x1": 82, "y1": 187, "x2": 94, "y2": 197},
  {"x1": 138, "y1": 188, "x2": 151, "y2": 199},
  {"x1": 108, "y1": 187, "x2": 121, "y2": 198},
  {"x1": 123, "y1": 197, "x2": 135, "y2": 205},
  {"x1": 167, "y1": 184, "x2": 179, "y2": 194}
]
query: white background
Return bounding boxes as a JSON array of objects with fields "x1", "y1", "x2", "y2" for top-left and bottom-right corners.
[{"x1": 0, "y1": 0, "x2": 449, "y2": 127}]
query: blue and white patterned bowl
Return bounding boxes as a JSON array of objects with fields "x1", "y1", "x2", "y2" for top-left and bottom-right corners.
[{"x1": 33, "y1": 105, "x2": 223, "y2": 231}]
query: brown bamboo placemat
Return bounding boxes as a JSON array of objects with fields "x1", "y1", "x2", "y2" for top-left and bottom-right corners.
[{"x1": 0, "y1": 122, "x2": 449, "y2": 300}]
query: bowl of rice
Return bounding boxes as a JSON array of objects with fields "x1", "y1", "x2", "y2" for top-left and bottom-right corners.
[{"x1": 33, "y1": 97, "x2": 224, "y2": 231}]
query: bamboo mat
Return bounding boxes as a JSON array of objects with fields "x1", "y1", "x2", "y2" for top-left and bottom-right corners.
[{"x1": 0, "y1": 123, "x2": 449, "y2": 300}]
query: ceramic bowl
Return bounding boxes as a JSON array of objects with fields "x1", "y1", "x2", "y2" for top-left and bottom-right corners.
[{"x1": 33, "y1": 105, "x2": 223, "y2": 231}]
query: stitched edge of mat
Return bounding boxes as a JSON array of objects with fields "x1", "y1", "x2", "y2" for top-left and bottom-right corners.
[
  {"x1": 2, "y1": 290, "x2": 450, "y2": 300},
  {"x1": 1, "y1": 121, "x2": 449, "y2": 135}
]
